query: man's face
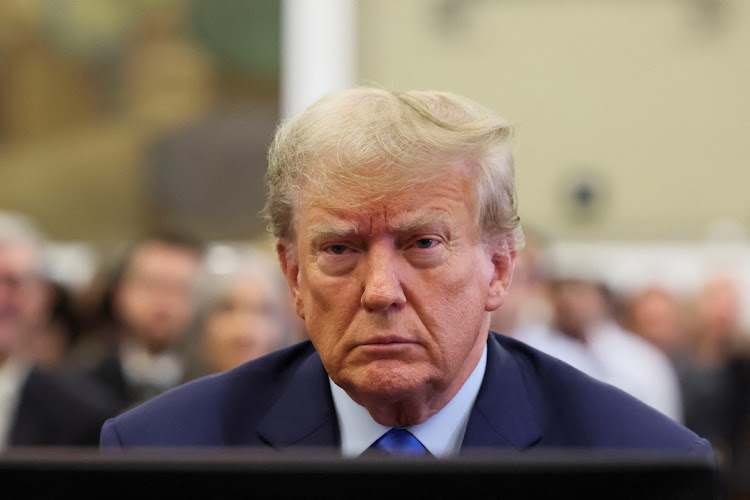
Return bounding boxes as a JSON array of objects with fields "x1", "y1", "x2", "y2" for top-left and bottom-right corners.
[
  {"x1": 115, "y1": 242, "x2": 201, "y2": 354},
  {"x1": 0, "y1": 244, "x2": 45, "y2": 360},
  {"x1": 278, "y1": 167, "x2": 515, "y2": 423},
  {"x1": 551, "y1": 280, "x2": 606, "y2": 340},
  {"x1": 203, "y1": 275, "x2": 284, "y2": 373}
]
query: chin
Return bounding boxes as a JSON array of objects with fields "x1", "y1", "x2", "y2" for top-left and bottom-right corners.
[{"x1": 344, "y1": 359, "x2": 432, "y2": 401}]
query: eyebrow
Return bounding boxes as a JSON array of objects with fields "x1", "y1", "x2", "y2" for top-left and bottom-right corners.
[
  {"x1": 306, "y1": 221, "x2": 361, "y2": 247},
  {"x1": 306, "y1": 210, "x2": 451, "y2": 247},
  {"x1": 386, "y1": 210, "x2": 450, "y2": 234}
]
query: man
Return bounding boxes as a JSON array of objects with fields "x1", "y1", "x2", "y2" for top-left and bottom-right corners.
[
  {"x1": 677, "y1": 276, "x2": 750, "y2": 483},
  {"x1": 513, "y1": 276, "x2": 684, "y2": 423},
  {"x1": 75, "y1": 231, "x2": 204, "y2": 412},
  {"x1": 0, "y1": 210, "x2": 117, "y2": 448},
  {"x1": 184, "y1": 245, "x2": 293, "y2": 379},
  {"x1": 101, "y1": 88, "x2": 712, "y2": 459}
]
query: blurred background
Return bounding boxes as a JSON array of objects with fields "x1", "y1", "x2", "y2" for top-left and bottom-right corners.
[
  {"x1": 0, "y1": 0, "x2": 748, "y2": 492},
  {"x1": 0, "y1": 0, "x2": 280, "y2": 247},
  {"x1": 1, "y1": 0, "x2": 748, "y2": 311}
]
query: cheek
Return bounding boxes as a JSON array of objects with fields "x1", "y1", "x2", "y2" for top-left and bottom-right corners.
[
  {"x1": 120, "y1": 288, "x2": 152, "y2": 320},
  {"x1": 204, "y1": 317, "x2": 227, "y2": 346},
  {"x1": 299, "y1": 271, "x2": 361, "y2": 355},
  {"x1": 417, "y1": 255, "x2": 491, "y2": 351},
  {"x1": 172, "y1": 297, "x2": 194, "y2": 318},
  {"x1": 24, "y1": 285, "x2": 47, "y2": 319},
  {"x1": 300, "y1": 266, "x2": 344, "y2": 316},
  {"x1": 427, "y1": 254, "x2": 490, "y2": 313},
  {"x1": 244, "y1": 315, "x2": 278, "y2": 343},
  {"x1": 207, "y1": 312, "x2": 244, "y2": 343}
]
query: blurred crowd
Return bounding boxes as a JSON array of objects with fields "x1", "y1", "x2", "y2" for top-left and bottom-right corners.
[
  {"x1": 0, "y1": 209, "x2": 304, "y2": 451},
  {"x1": 491, "y1": 230, "x2": 750, "y2": 489},
  {"x1": 1, "y1": 208, "x2": 749, "y2": 481}
]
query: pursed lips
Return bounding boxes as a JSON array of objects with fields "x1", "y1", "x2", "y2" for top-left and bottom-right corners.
[{"x1": 360, "y1": 335, "x2": 418, "y2": 345}]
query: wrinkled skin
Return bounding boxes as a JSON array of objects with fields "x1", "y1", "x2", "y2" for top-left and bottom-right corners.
[{"x1": 277, "y1": 167, "x2": 515, "y2": 426}]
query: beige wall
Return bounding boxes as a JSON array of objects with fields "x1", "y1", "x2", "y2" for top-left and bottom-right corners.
[{"x1": 358, "y1": 0, "x2": 749, "y2": 241}]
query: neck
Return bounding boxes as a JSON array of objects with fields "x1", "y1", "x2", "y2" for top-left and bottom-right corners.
[{"x1": 695, "y1": 336, "x2": 731, "y2": 366}]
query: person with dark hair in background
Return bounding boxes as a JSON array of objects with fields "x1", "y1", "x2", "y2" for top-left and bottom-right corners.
[
  {"x1": 101, "y1": 88, "x2": 712, "y2": 464},
  {"x1": 182, "y1": 244, "x2": 293, "y2": 380},
  {"x1": 0, "y1": 210, "x2": 118, "y2": 448},
  {"x1": 69, "y1": 230, "x2": 205, "y2": 413},
  {"x1": 621, "y1": 285, "x2": 688, "y2": 361},
  {"x1": 489, "y1": 227, "x2": 553, "y2": 337},
  {"x1": 514, "y1": 274, "x2": 684, "y2": 424},
  {"x1": 26, "y1": 279, "x2": 84, "y2": 372},
  {"x1": 676, "y1": 275, "x2": 750, "y2": 491}
]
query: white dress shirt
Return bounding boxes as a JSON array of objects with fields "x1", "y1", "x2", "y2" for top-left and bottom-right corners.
[
  {"x1": 0, "y1": 358, "x2": 31, "y2": 450},
  {"x1": 514, "y1": 320, "x2": 683, "y2": 423},
  {"x1": 330, "y1": 344, "x2": 488, "y2": 458},
  {"x1": 120, "y1": 340, "x2": 185, "y2": 397}
]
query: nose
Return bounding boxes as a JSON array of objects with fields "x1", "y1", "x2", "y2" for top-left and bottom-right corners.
[{"x1": 360, "y1": 242, "x2": 406, "y2": 313}]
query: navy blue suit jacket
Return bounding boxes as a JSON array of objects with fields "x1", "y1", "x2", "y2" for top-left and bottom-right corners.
[
  {"x1": 100, "y1": 332, "x2": 713, "y2": 457},
  {"x1": 12, "y1": 367, "x2": 119, "y2": 447}
]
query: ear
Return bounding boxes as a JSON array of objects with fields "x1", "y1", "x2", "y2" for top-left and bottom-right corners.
[
  {"x1": 276, "y1": 238, "x2": 306, "y2": 320},
  {"x1": 485, "y1": 236, "x2": 517, "y2": 312}
]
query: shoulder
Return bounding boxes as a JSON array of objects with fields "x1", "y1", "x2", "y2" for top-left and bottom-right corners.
[
  {"x1": 24, "y1": 368, "x2": 114, "y2": 413},
  {"x1": 84, "y1": 355, "x2": 124, "y2": 387},
  {"x1": 489, "y1": 332, "x2": 712, "y2": 454},
  {"x1": 100, "y1": 341, "x2": 319, "y2": 447},
  {"x1": 20, "y1": 367, "x2": 119, "y2": 443},
  {"x1": 511, "y1": 324, "x2": 601, "y2": 376},
  {"x1": 593, "y1": 323, "x2": 673, "y2": 368}
]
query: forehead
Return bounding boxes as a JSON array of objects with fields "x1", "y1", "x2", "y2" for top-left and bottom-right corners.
[
  {"x1": 125, "y1": 243, "x2": 200, "y2": 282},
  {"x1": 130, "y1": 242, "x2": 197, "y2": 266},
  {"x1": 0, "y1": 243, "x2": 39, "y2": 273},
  {"x1": 296, "y1": 169, "x2": 479, "y2": 240},
  {"x1": 228, "y1": 276, "x2": 279, "y2": 303}
]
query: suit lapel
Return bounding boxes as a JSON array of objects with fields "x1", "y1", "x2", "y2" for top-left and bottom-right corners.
[
  {"x1": 89, "y1": 355, "x2": 130, "y2": 405},
  {"x1": 9, "y1": 368, "x2": 40, "y2": 445},
  {"x1": 256, "y1": 351, "x2": 340, "y2": 449},
  {"x1": 256, "y1": 334, "x2": 541, "y2": 452},
  {"x1": 461, "y1": 333, "x2": 542, "y2": 451}
]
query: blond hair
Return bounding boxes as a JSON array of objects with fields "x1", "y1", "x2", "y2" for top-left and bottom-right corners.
[{"x1": 263, "y1": 87, "x2": 523, "y2": 249}]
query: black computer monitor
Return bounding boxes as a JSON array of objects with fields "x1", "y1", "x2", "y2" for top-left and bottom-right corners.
[{"x1": 0, "y1": 447, "x2": 719, "y2": 499}]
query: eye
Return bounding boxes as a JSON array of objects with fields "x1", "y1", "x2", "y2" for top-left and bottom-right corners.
[
  {"x1": 414, "y1": 238, "x2": 438, "y2": 249},
  {"x1": 327, "y1": 244, "x2": 349, "y2": 255}
]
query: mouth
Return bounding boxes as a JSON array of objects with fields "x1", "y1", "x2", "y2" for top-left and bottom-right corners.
[{"x1": 361, "y1": 335, "x2": 418, "y2": 346}]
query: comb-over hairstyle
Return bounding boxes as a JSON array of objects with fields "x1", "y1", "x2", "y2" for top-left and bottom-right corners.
[{"x1": 262, "y1": 87, "x2": 524, "y2": 250}]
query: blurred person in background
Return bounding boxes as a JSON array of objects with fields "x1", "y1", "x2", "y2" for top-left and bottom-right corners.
[
  {"x1": 68, "y1": 230, "x2": 204, "y2": 412},
  {"x1": 514, "y1": 271, "x2": 683, "y2": 423},
  {"x1": 183, "y1": 245, "x2": 292, "y2": 379},
  {"x1": 620, "y1": 285, "x2": 688, "y2": 361},
  {"x1": 489, "y1": 228, "x2": 552, "y2": 336},
  {"x1": 0, "y1": 210, "x2": 117, "y2": 448},
  {"x1": 25, "y1": 279, "x2": 84, "y2": 372},
  {"x1": 677, "y1": 275, "x2": 750, "y2": 480}
]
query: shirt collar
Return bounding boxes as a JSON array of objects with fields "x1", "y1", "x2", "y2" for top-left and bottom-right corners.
[
  {"x1": 120, "y1": 341, "x2": 184, "y2": 388},
  {"x1": 330, "y1": 343, "x2": 488, "y2": 458},
  {"x1": 0, "y1": 357, "x2": 32, "y2": 450},
  {"x1": 0, "y1": 357, "x2": 31, "y2": 395}
]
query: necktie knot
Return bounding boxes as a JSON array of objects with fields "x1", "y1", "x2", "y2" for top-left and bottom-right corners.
[{"x1": 367, "y1": 428, "x2": 429, "y2": 457}]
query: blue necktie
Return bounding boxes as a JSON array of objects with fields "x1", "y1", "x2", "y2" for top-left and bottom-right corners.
[{"x1": 367, "y1": 428, "x2": 429, "y2": 456}]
